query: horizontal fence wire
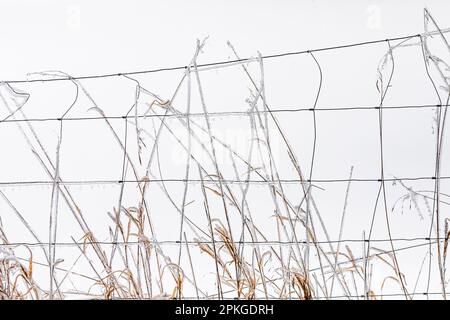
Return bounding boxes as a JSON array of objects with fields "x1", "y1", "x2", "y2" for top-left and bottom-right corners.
[
  {"x1": 166, "y1": 292, "x2": 444, "y2": 300},
  {"x1": 3, "y1": 30, "x2": 449, "y2": 84},
  {"x1": 0, "y1": 176, "x2": 448, "y2": 187},
  {"x1": 54, "y1": 290, "x2": 445, "y2": 299},
  {"x1": 1, "y1": 104, "x2": 448, "y2": 124},
  {"x1": 192, "y1": 292, "x2": 444, "y2": 300},
  {"x1": 311, "y1": 292, "x2": 444, "y2": 299},
  {"x1": 5, "y1": 241, "x2": 440, "y2": 283},
  {"x1": 0, "y1": 237, "x2": 444, "y2": 248}
]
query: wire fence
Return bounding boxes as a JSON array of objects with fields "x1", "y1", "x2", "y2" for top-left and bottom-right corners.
[{"x1": 0, "y1": 18, "x2": 450, "y2": 300}]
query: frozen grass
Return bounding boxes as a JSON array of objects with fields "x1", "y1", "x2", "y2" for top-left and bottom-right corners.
[{"x1": 0, "y1": 9, "x2": 450, "y2": 300}]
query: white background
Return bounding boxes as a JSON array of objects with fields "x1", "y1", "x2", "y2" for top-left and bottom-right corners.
[{"x1": 0, "y1": 0, "x2": 449, "y2": 300}]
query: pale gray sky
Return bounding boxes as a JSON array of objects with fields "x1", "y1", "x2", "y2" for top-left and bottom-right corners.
[{"x1": 0, "y1": 0, "x2": 449, "y2": 299}]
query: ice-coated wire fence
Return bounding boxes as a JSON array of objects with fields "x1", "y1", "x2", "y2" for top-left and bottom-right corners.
[{"x1": 0, "y1": 9, "x2": 450, "y2": 300}]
